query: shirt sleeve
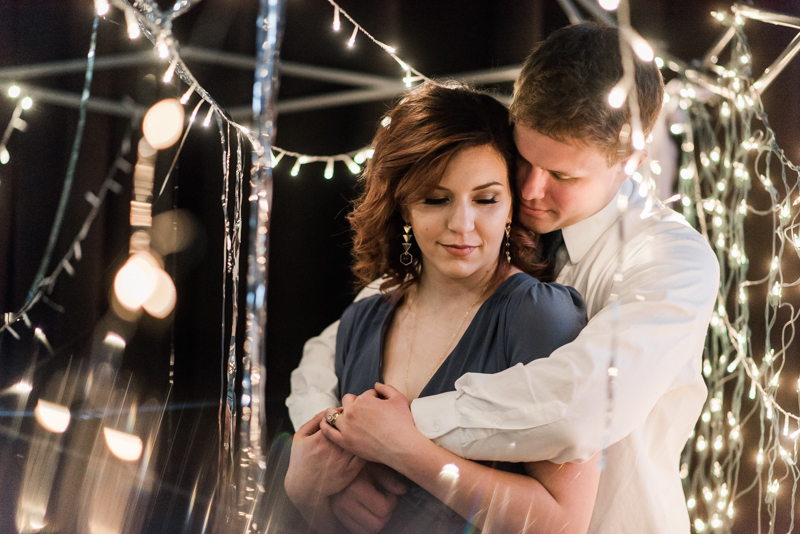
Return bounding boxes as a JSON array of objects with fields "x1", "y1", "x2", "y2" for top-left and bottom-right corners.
[
  {"x1": 410, "y1": 231, "x2": 719, "y2": 463},
  {"x1": 286, "y1": 283, "x2": 381, "y2": 431}
]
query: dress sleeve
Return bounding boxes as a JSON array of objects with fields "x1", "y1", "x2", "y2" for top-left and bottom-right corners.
[
  {"x1": 504, "y1": 283, "x2": 587, "y2": 368},
  {"x1": 285, "y1": 283, "x2": 380, "y2": 431},
  {"x1": 410, "y1": 231, "x2": 719, "y2": 463}
]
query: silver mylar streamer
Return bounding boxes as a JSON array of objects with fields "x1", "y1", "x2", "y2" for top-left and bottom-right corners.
[{"x1": 236, "y1": 0, "x2": 285, "y2": 531}]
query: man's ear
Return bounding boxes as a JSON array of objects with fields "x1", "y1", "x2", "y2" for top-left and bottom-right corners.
[{"x1": 620, "y1": 150, "x2": 648, "y2": 182}]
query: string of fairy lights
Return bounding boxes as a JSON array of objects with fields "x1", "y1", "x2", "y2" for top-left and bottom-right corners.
[
  {"x1": 3, "y1": 0, "x2": 800, "y2": 532},
  {"x1": 670, "y1": 7, "x2": 800, "y2": 533}
]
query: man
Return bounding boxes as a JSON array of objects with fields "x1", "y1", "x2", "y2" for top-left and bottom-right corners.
[{"x1": 286, "y1": 22, "x2": 718, "y2": 533}]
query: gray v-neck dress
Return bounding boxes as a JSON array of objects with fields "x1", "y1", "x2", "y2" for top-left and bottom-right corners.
[{"x1": 335, "y1": 273, "x2": 587, "y2": 533}]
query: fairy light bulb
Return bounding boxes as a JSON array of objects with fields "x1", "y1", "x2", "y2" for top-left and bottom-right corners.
[
  {"x1": 271, "y1": 151, "x2": 284, "y2": 168},
  {"x1": 163, "y1": 58, "x2": 178, "y2": 84},
  {"x1": 142, "y1": 98, "x2": 184, "y2": 150},
  {"x1": 157, "y1": 34, "x2": 170, "y2": 59},
  {"x1": 103, "y1": 428, "x2": 143, "y2": 462},
  {"x1": 34, "y1": 399, "x2": 71, "y2": 433},
  {"x1": 607, "y1": 84, "x2": 627, "y2": 108},
  {"x1": 333, "y1": 6, "x2": 340, "y2": 31},
  {"x1": 7, "y1": 85, "x2": 20, "y2": 98},
  {"x1": 114, "y1": 252, "x2": 160, "y2": 311},
  {"x1": 290, "y1": 157, "x2": 304, "y2": 177},
  {"x1": 94, "y1": 0, "x2": 110, "y2": 16},
  {"x1": 180, "y1": 84, "x2": 195, "y2": 105},
  {"x1": 347, "y1": 26, "x2": 358, "y2": 48},
  {"x1": 631, "y1": 130, "x2": 645, "y2": 150},
  {"x1": 354, "y1": 151, "x2": 367, "y2": 164},
  {"x1": 344, "y1": 156, "x2": 361, "y2": 174},
  {"x1": 0, "y1": 145, "x2": 9, "y2": 165},
  {"x1": 202, "y1": 106, "x2": 214, "y2": 127},
  {"x1": 598, "y1": 0, "x2": 620, "y2": 11},
  {"x1": 324, "y1": 159, "x2": 334, "y2": 180},
  {"x1": 125, "y1": 8, "x2": 141, "y2": 39},
  {"x1": 631, "y1": 36, "x2": 654, "y2": 62},
  {"x1": 20, "y1": 97, "x2": 33, "y2": 110}
]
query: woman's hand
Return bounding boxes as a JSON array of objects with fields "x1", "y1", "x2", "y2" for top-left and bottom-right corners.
[
  {"x1": 284, "y1": 410, "x2": 366, "y2": 506},
  {"x1": 320, "y1": 383, "x2": 424, "y2": 466}
]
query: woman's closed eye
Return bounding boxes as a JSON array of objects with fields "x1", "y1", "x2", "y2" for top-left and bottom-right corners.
[
  {"x1": 423, "y1": 197, "x2": 448, "y2": 205},
  {"x1": 476, "y1": 196, "x2": 499, "y2": 205}
]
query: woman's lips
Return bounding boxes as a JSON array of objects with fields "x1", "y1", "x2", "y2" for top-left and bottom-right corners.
[{"x1": 441, "y1": 244, "x2": 478, "y2": 256}]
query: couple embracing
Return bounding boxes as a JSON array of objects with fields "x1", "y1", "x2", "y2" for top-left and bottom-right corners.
[{"x1": 284, "y1": 21, "x2": 718, "y2": 534}]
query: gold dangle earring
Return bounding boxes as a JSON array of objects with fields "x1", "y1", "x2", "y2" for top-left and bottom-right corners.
[
  {"x1": 400, "y1": 224, "x2": 413, "y2": 266},
  {"x1": 505, "y1": 223, "x2": 511, "y2": 264}
]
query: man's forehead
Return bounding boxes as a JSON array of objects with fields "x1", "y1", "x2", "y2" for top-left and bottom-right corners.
[{"x1": 513, "y1": 124, "x2": 608, "y2": 173}]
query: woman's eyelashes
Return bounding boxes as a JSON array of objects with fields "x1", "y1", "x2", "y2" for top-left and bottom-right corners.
[{"x1": 421, "y1": 195, "x2": 501, "y2": 205}]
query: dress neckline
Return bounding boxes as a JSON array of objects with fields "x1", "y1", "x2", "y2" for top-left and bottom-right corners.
[{"x1": 379, "y1": 272, "x2": 535, "y2": 399}]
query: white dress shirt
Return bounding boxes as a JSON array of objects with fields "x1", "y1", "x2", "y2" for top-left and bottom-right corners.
[{"x1": 286, "y1": 178, "x2": 719, "y2": 533}]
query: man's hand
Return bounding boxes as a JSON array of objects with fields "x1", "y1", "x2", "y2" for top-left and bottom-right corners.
[
  {"x1": 321, "y1": 384, "x2": 422, "y2": 465},
  {"x1": 331, "y1": 463, "x2": 408, "y2": 534},
  {"x1": 284, "y1": 410, "x2": 366, "y2": 506}
]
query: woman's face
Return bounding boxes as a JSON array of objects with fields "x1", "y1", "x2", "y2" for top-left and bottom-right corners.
[{"x1": 406, "y1": 144, "x2": 513, "y2": 284}]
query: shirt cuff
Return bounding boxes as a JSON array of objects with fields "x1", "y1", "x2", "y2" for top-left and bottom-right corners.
[{"x1": 410, "y1": 391, "x2": 460, "y2": 440}]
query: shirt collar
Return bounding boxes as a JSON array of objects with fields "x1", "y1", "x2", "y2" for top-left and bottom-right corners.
[{"x1": 561, "y1": 178, "x2": 635, "y2": 264}]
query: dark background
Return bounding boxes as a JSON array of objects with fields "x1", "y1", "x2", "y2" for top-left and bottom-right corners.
[{"x1": 0, "y1": 0, "x2": 799, "y2": 532}]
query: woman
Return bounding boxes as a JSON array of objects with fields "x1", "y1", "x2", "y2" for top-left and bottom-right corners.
[{"x1": 284, "y1": 82, "x2": 599, "y2": 533}]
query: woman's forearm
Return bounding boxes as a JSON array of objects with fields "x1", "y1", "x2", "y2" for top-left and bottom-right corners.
[{"x1": 384, "y1": 433, "x2": 598, "y2": 534}]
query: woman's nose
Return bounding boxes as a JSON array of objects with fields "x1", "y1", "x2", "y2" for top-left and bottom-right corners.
[{"x1": 447, "y1": 201, "x2": 475, "y2": 234}]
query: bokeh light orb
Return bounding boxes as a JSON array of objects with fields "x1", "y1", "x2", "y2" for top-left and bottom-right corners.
[
  {"x1": 114, "y1": 252, "x2": 160, "y2": 311},
  {"x1": 103, "y1": 427, "x2": 143, "y2": 462},
  {"x1": 34, "y1": 399, "x2": 71, "y2": 433},
  {"x1": 142, "y1": 268, "x2": 177, "y2": 318},
  {"x1": 142, "y1": 98, "x2": 184, "y2": 150}
]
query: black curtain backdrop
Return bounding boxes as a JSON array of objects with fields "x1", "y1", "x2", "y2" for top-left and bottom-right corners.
[{"x1": 0, "y1": 0, "x2": 799, "y2": 531}]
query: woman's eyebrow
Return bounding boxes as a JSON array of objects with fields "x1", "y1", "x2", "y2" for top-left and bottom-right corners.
[
  {"x1": 472, "y1": 181, "x2": 504, "y2": 191},
  {"x1": 433, "y1": 181, "x2": 504, "y2": 192}
]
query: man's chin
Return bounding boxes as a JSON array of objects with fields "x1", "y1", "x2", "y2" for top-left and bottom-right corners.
[{"x1": 518, "y1": 214, "x2": 557, "y2": 235}]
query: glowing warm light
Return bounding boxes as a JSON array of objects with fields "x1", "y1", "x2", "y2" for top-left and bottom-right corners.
[
  {"x1": 20, "y1": 97, "x2": 33, "y2": 110},
  {"x1": 103, "y1": 427, "x2": 143, "y2": 462},
  {"x1": 104, "y1": 332, "x2": 126, "y2": 350},
  {"x1": 344, "y1": 156, "x2": 361, "y2": 174},
  {"x1": 142, "y1": 268, "x2": 176, "y2": 318},
  {"x1": 598, "y1": 0, "x2": 620, "y2": 11},
  {"x1": 347, "y1": 26, "x2": 358, "y2": 48},
  {"x1": 324, "y1": 159, "x2": 334, "y2": 180},
  {"x1": 439, "y1": 463, "x2": 460, "y2": 482},
  {"x1": 34, "y1": 399, "x2": 71, "y2": 433},
  {"x1": 12, "y1": 381, "x2": 33, "y2": 394},
  {"x1": 624, "y1": 157, "x2": 639, "y2": 176},
  {"x1": 333, "y1": 6, "x2": 340, "y2": 31},
  {"x1": 125, "y1": 8, "x2": 140, "y2": 39},
  {"x1": 632, "y1": 37, "x2": 655, "y2": 62},
  {"x1": 203, "y1": 106, "x2": 214, "y2": 127},
  {"x1": 142, "y1": 98, "x2": 184, "y2": 150},
  {"x1": 0, "y1": 145, "x2": 9, "y2": 165},
  {"x1": 94, "y1": 0, "x2": 110, "y2": 16},
  {"x1": 631, "y1": 131, "x2": 645, "y2": 150},
  {"x1": 163, "y1": 58, "x2": 178, "y2": 84},
  {"x1": 7, "y1": 85, "x2": 20, "y2": 98},
  {"x1": 607, "y1": 85, "x2": 627, "y2": 108},
  {"x1": 354, "y1": 151, "x2": 367, "y2": 164},
  {"x1": 114, "y1": 252, "x2": 160, "y2": 311}
]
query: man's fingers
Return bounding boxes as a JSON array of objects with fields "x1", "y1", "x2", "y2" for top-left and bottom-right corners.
[
  {"x1": 342, "y1": 393, "x2": 357, "y2": 408},
  {"x1": 367, "y1": 463, "x2": 408, "y2": 495},
  {"x1": 297, "y1": 410, "x2": 326, "y2": 437},
  {"x1": 320, "y1": 418, "x2": 347, "y2": 447},
  {"x1": 332, "y1": 480, "x2": 392, "y2": 534}
]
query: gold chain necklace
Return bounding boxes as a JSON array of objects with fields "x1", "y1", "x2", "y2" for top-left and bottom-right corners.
[{"x1": 404, "y1": 282, "x2": 490, "y2": 398}]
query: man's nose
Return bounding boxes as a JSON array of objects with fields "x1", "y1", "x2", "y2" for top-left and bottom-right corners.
[{"x1": 518, "y1": 166, "x2": 547, "y2": 200}]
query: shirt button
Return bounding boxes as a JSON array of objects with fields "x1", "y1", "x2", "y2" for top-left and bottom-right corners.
[{"x1": 432, "y1": 421, "x2": 440, "y2": 432}]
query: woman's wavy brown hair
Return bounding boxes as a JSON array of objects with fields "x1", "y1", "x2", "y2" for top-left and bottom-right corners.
[{"x1": 348, "y1": 81, "x2": 546, "y2": 295}]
